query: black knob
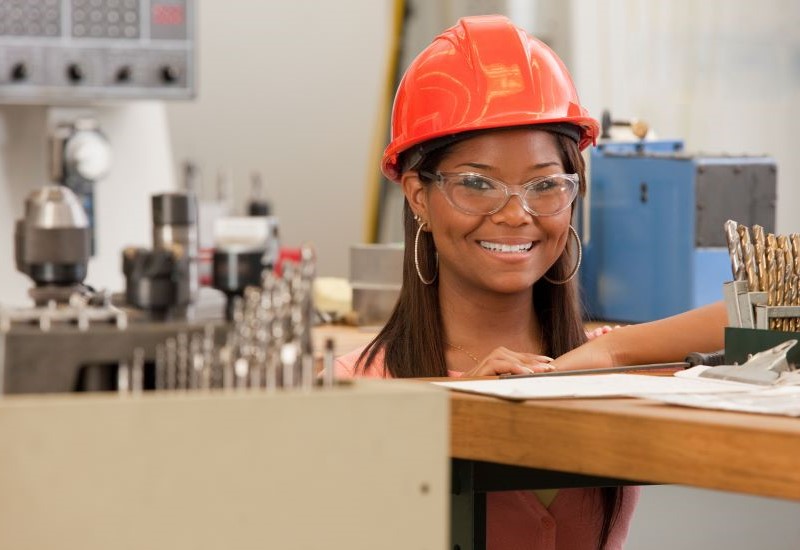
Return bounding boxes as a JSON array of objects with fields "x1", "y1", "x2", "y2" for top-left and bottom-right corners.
[
  {"x1": 10, "y1": 62, "x2": 27, "y2": 82},
  {"x1": 160, "y1": 65, "x2": 180, "y2": 83},
  {"x1": 67, "y1": 63, "x2": 84, "y2": 83},
  {"x1": 115, "y1": 65, "x2": 132, "y2": 83}
]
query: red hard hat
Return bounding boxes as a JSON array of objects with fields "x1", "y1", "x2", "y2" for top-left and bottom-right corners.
[{"x1": 381, "y1": 14, "x2": 599, "y2": 182}]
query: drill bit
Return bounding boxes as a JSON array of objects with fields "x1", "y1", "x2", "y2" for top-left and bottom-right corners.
[
  {"x1": 776, "y1": 250, "x2": 786, "y2": 329},
  {"x1": 177, "y1": 332, "x2": 189, "y2": 391},
  {"x1": 281, "y1": 341, "x2": 298, "y2": 389},
  {"x1": 781, "y1": 243, "x2": 794, "y2": 330},
  {"x1": 724, "y1": 220, "x2": 744, "y2": 281},
  {"x1": 738, "y1": 225, "x2": 757, "y2": 291},
  {"x1": 166, "y1": 337, "x2": 177, "y2": 390},
  {"x1": 766, "y1": 247, "x2": 777, "y2": 329},
  {"x1": 753, "y1": 225, "x2": 768, "y2": 291},
  {"x1": 131, "y1": 347, "x2": 145, "y2": 395},
  {"x1": 234, "y1": 357, "x2": 249, "y2": 390},
  {"x1": 117, "y1": 361, "x2": 130, "y2": 394},
  {"x1": 190, "y1": 332, "x2": 203, "y2": 390},
  {"x1": 202, "y1": 325, "x2": 215, "y2": 390},
  {"x1": 155, "y1": 343, "x2": 166, "y2": 391},
  {"x1": 323, "y1": 338, "x2": 336, "y2": 388}
]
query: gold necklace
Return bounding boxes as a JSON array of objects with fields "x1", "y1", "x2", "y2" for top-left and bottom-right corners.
[{"x1": 445, "y1": 342, "x2": 480, "y2": 364}]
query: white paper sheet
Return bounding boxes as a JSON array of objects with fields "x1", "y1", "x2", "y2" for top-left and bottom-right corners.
[
  {"x1": 432, "y1": 373, "x2": 753, "y2": 401},
  {"x1": 641, "y1": 387, "x2": 800, "y2": 417}
]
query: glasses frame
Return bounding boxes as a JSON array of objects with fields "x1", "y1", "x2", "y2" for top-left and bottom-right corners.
[{"x1": 418, "y1": 170, "x2": 580, "y2": 217}]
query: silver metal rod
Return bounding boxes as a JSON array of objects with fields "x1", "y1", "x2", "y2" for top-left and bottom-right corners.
[
  {"x1": 155, "y1": 343, "x2": 166, "y2": 391},
  {"x1": 131, "y1": 348, "x2": 144, "y2": 395},
  {"x1": 323, "y1": 338, "x2": 336, "y2": 388},
  {"x1": 117, "y1": 362, "x2": 130, "y2": 394}
]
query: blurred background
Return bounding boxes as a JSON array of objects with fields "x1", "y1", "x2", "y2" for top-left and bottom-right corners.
[{"x1": 2, "y1": 0, "x2": 798, "y2": 301}]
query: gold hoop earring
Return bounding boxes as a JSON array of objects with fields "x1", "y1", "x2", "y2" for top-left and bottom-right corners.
[
  {"x1": 414, "y1": 220, "x2": 438, "y2": 285},
  {"x1": 543, "y1": 225, "x2": 582, "y2": 285}
]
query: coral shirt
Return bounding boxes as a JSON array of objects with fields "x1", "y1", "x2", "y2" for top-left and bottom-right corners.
[{"x1": 334, "y1": 346, "x2": 640, "y2": 550}]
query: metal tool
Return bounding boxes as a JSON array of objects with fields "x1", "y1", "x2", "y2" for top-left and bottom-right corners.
[
  {"x1": 152, "y1": 192, "x2": 199, "y2": 316},
  {"x1": 122, "y1": 246, "x2": 191, "y2": 321},
  {"x1": 500, "y1": 350, "x2": 726, "y2": 379},
  {"x1": 15, "y1": 186, "x2": 91, "y2": 306},
  {"x1": 131, "y1": 348, "x2": 145, "y2": 395},
  {"x1": 724, "y1": 220, "x2": 744, "y2": 282},
  {"x1": 323, "y1": 338, "x2": 336, "y2": 388},
  {"x1": 699, "y1": 340, "x2": 798, "y2": 385}
]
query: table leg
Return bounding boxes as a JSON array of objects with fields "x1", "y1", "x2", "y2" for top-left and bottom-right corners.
[{"x1": 451, "y1": 460, "x2": 486, "y2": 550}]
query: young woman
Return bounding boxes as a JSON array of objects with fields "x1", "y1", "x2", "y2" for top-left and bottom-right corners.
[{"x1": 335, "y1": 14, "x2": 726, "y2": 549}]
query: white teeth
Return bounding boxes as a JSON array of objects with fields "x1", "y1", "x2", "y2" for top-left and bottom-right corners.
[{"x1": 479, "y1": 241, "x2": 533, "y2": 253}]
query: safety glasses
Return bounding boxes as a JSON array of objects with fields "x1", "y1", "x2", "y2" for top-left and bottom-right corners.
[{"x1": 419, "y1": 171, "x2": 579, "y2": 217}]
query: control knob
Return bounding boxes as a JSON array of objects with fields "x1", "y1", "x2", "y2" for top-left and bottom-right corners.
[
  {"x1": 160, "y1": 64, "x2": 180, "y2": 84},
  {"x1": 67, "y1": 63, "x2": 84, "y2": 83},
  {"x1": 10, "y1": 62, "x2": 28, "y2": 82},
  {"x1": 116, "y1": 65, "x2": 132, "y2": 83}
]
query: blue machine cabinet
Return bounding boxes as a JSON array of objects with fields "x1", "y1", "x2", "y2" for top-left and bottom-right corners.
[{"x1": 579, "y1": 140, "x2": 776, "y2": 323}]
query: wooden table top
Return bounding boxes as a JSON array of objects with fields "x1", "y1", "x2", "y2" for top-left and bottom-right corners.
[{"x1": 449, "y1": 391, "x2": 800, "y2": 501}]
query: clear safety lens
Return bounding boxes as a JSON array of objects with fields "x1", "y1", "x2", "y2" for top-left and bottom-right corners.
[{"x1": 421, "y1": 171, "x2": 579, "y2": 216}]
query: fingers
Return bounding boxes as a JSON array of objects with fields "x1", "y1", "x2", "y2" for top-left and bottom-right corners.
[
  {"x1": 585, "y1": 325, "x2": 622, "y2": 340},
  {"x1": 464, "y1": 346, "x2": 556, "y2": 377},
  {"x1": 465, "y1": 361, "x2": 536, "y2": 377},
  {"x1": 492, "y1": 346, "x2": 554, "y2": 366}
]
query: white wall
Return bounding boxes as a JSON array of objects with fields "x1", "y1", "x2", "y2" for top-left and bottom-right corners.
[
  {"x1": 570, "y1": 0, "x2": 800, "y2": 234},
  {"x1": 164, "y1": 0, "x2": 395, "y2": 278},
  {"x1": 627, "y1": 486, "x2": 800, "y2": 549}
]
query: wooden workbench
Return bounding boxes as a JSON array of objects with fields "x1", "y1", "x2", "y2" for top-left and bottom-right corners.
[
  {"x1": 316, "y1": 325, "x2": 800, "y2": 547},
  {"x1": 316, "y1": 324, "x2": 800, "y2": 498},
  {"x1": 449, "y1": 392, "x2": 800, "y2": 500},
  {"x1": 447, "y1": 390, "x2": 800, "y2": 549}
]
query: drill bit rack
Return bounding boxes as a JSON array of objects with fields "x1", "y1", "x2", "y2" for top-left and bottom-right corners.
[
  {"x1": 119, "y1": 244, "x2": 336, "y2": 395},
  {"x1": 1, "y1": 244, "x2": 338, "y2": 395},
  {"x1": 723, "y1": 221, "x2": 800, "y2": 331}
]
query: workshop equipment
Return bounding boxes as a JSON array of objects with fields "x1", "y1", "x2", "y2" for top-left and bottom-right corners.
[
  {"x1": 152, "y1": 192, "x2": 199, "y2": 309},
  {"x1": 0, "y1": 0, "x2": 195, "y2": 102},
  {"x1": 580, "y1": 139, "x2": 776, "y2": 322},
  {"x1": 122, "y1": 246, "x2": 191, "y2": 320},
  {"x1": 49, "y1": 116, "x2": 112, "y2": 251},
  {"x1": 1, "y1": 240, "x2": 317, "y2": 394},
  {"x1": 247, "y1": 171, "x2": 272, "y2": 216},
  {"x1": 0, "y1": 0, "x2": 197, "y2": 306},
  {"x1": 211, "y1": 216, "x2": 280, "y2": 320},
  {"x1": 349, "y1": 243, "x2": 403, "y2": 326},
  {"x1": 14, "y1": 185, "x2": 91, "y2": 306}
]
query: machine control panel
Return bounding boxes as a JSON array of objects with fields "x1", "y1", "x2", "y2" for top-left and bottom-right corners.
[{"x1": 0, "y1": 0, "x2": 194, "y2": 102}]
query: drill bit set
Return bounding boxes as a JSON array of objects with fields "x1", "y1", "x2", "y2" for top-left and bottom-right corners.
[
  {"x1": 117, "y1": 245, "x2": 338, "y2": 395},
  {"x1": 723, "y1": 220, "x2": 800, "y2": 331}
]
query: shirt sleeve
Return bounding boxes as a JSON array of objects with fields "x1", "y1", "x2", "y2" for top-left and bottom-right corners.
[{"x1": 326, "y1": 345, "x2": 388, "y2": 379}]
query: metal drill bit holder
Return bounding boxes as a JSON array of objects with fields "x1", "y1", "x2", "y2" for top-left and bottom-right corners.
[{"x1": 724, "y1": 280, "x2": 800, "y2": 330}]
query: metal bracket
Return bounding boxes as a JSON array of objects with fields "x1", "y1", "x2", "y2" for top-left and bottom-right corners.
[{"x1": 699, "y1": 339, "x2": 798, "y2": 385}]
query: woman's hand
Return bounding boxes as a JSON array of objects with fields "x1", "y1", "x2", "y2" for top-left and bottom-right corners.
[{"x1": 461, "y1": 346, "x2": 555, "y2": 377}]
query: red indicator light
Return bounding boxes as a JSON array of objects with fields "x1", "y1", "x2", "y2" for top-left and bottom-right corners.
[{"x1": 152, "y1": 4, "x2": 184, "y2": 26}]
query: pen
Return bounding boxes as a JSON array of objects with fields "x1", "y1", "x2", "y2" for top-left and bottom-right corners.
[
  {"x1": 499, "y1": 362, "x2": 690, "y2": 379},
  {"x1": 499, "y1": 350, "x2": 727, "y2": 379}
]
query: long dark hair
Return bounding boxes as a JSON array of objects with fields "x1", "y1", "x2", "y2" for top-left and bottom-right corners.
[{"x1": 358, "y1": 128, "x2": 622, "y2": 549}]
